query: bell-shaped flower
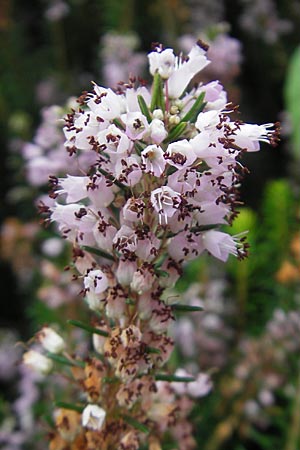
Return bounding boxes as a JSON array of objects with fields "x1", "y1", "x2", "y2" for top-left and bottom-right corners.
[
  {"x1": 116, "y1": 259, "x2": 137, "y2": 286},
  {"x1": 113, "y1": 225, "x2": 137, "y2": 255},
  {"x1": 122, "y1": 197, "x2": 145, "y2": 223},
  {"x1": 164, "y1": 139, "x2": 197, "y2": 169},
  {"x1": 115, "y1": 155, "x2": 142, "y2": 186},
  {"x1": 97, "y1": 123, "x2": 131, "y2": 162},
  {"x1": 105, "y1": 286, "x2": 127, "y2": 320},
  {"x1": 232, "y1": 122, "x2": 276, "y2": 152},
  {"x1": 82, "y1": 404, "x2": 106, "y2": 431},
  {"x1": 187, "y1": 373, "x2": 213, "y2": 398},
  {"x1": 123, "y1": 111, "x2": 149, "y2": 140},
  {"x1": 87, "y1": 84, "x2": 125, "y2": 120},
  {"x1": 168, "y1": 231, "x2": 204, "y2": 262},
  {"x1": 141, "y1": 144, "x2": 166, "y2": 177},
  {"x1": 86, "y1": 174, "x2": 115, "y2": 208},
  {"x1": 84, "y1": 269, "x2": 108, "y2": 299},
  {"x1": 201, "y1": 230, "x2": 238, "y2": 262},
  {"x1": 135, "y1": 232, "x2": 160, "y2": 262},
  {"x1": 150, "y1": 186, "x2": 181, "y2": 225},
  {"x1": 64, "y1": 110, "x2": 106, "y2": 151},
  {"x1": 168, "y1": 44, "x2": 210, "y2": 99},
  {"x1": 120, "y1": 325, "x2": 142, "y2": 349},
  {"x1": 195, "y1": 109, "x2": 221, "y2": 133},
  {"x1": 37, "y1": 326, "x2": 65, "y2": 354},
  {"x1": 23, "y1": 350, "x2": 53, "y2": 375},
  {"x1": 126, "y1": 85, "x2": 151, "y2": 112},
  {"x1": 56, "y1": 175, "x2": 90, "y2": 203},
  {"x1": 130, "y1": 266, "x2": 156, "y2": 294}
]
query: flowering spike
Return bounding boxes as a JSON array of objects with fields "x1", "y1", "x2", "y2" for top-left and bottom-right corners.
[{"x1": 23, "y1": 41, "x2": 277, "y2": 450}]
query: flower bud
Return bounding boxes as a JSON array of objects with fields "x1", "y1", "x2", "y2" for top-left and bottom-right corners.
[
  {"x1": 37, "y1": 326, "x2": 65, "y2": 354},
  {"x1": 23, "y1": 350, "x2": 53, "y2": 375},
  {"x1": 82, "y1": 404, "x2": 106, "y2": 431}
]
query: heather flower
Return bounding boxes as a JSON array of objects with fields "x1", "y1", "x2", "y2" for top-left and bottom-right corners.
[
  {"x1": 37, "y1": 326, "x2": 65, "y2": 354},
  {"x1": 23, "y1": 350, "x2": 53, "y2": 375},
  {"x1": 201, "y1": 230, "x2": 239, "y2": 262},
  {"x1": 82, "y1": 404, "x2": 106, "y2": 431},
  {"x1": 141, "y1": 144, "x2": 166, "y2": 176}
]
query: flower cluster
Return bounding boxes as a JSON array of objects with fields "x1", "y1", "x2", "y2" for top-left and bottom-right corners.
[{"x1": 27, "y1": 42, "x2": 278, "y2": 449}]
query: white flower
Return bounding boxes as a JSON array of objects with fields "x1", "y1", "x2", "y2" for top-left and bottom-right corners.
[
  {"x1": 187, "y1": 373, "x2": 213, "y2": 398},
  {"x1": 168, "y1": 44, "x2": 210, "y2": 98},
  {"x1": 141, "y1": 144, "x2": 166, "y2": 177},
  {"x1": 87, "y1": 85, "x2": 125, "y2": 120},
  {"x1": 195, "y1": 109, "x2": 221, "y2": 132},
  {"x1": 164, "y1": 139, "x2": 196, "y2": 169},
  {"x1": 123, "y1": 112, "x2": 149, "y2": 140},
  {"x1": 84, "y1": 269, "x2": 108, "y2": 294},
  {"x1": 56, "y1": 175, "x2": 90, "y2": 203},
  {"x1": 82, "y1": 404, "x2": 106, "y2": 430},
  {"x1": 37, "y1": 327, "x2": 65, "y2": 354},
  {"x1": 23, "y1": 350, "x2": 53, "y2": 375},
  {"x1": 233, "y1": 123, "x2": 275, "y2": 152}
]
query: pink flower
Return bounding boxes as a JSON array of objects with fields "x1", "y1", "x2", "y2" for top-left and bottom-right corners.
[
  {"x1": 84, "y1": 269, "x2": 108, "y2": 295},
  {"x1": 150, "y1": 186, "x2": 181, "y2": 224},
  {"x1": 201, "y1": 230, "x2": 238, "y2": 262}
]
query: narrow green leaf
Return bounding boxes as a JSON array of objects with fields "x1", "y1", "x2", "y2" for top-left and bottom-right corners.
[
  {"x1": 155, "y1": 269, "x2": 169, "y2": 278},
  {"x1": 82, "y1": 245, "x2": 115, "y2": 262},
  {"x1": 190, "y1": 224, "x2": 219, "y2": 233},
  {"x1": 103, "y1": 376, "x2": 119, "y2": 384},
  {"x1": 134, "y1": 141, "x2": 146, "y2": 156},
  {"x1": 68, "y1": 319, "x2": 109, "y2": 337},
  {"x1": 164, "y1": 122, "x2": 187, "y2": 143},
  {"x1": 55, "y1": 401, "x2": 84, "y2": 413},
  {"x1": 180, "y1": 92, "x2": 206, "y2": 123},
  {"x1": 123, "y1": 415, "x2": 150, "y2": 434},
  {"x1": 150, "y1": 72, "x2": 165, "y2": 112},
  {"x1": 171, "y1": 304, "x2": 203, "y2": 312},
  {"x1": 137, "y1": 95, "x2": 152, "y2": 122},
  {"x1": 97, "y1": 167, "x2": 128, "y2": 191},
  {"x1": 145, "y1": 346, "x2": 161, "y2": 354},
  {"x1": 125, "y1": 298, "x2": 135, "y2": 305},
  {"x1": 155, "y1": 374, "x2": 195, "y2": 382},
  {"x1": 113, "y1": 118, "x2": 125, "y2": 130},
  {"x1": 47, "y1": 352, "x2": 85, "y2": 368}
]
